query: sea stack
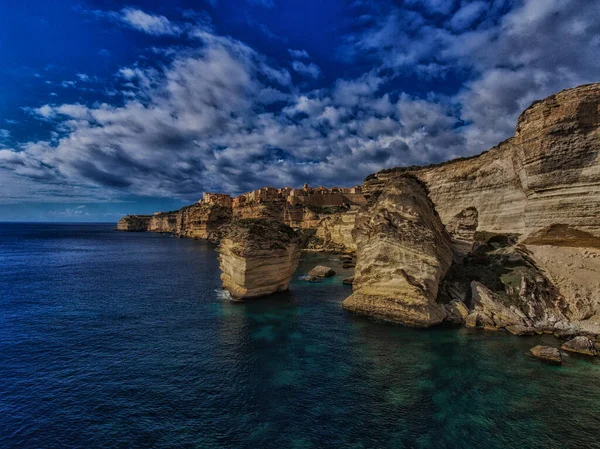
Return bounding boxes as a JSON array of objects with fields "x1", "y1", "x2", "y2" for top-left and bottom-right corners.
[
  {"x1": 217, "y1": 219, "x2": 301, "y2": 300},
  {"x1": 342, "y1": 176, "x2": 453, "y2": 327}
]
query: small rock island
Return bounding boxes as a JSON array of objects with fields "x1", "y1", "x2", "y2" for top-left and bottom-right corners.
[{"x1": 217, "y1": 219, "x2": 301, "y2": 300}]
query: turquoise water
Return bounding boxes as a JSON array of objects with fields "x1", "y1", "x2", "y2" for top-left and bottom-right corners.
[{"x1": 1, "y1": 223, "x2": 599, "y2": 448}]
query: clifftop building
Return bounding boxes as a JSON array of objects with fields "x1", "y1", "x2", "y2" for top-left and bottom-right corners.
[
  {"x1": 230, "y1": 184, "x2": 365, "y2": 208},
  {"x1": 201, "y1": 193, "x2": 234, "y2": 208}
]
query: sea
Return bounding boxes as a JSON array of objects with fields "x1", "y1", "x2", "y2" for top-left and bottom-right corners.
[{"x1": 1, "y1": 223, "x2": 599, "y2": 449}]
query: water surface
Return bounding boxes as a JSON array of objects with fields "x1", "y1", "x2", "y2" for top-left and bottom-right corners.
[{"x1": 1, "y1": 223, "x2": 599, "y2": 448}]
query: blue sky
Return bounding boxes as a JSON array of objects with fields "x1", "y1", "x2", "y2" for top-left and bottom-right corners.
[{"x1": 1, "y1": 0, "x2": 599, "y2": 221}]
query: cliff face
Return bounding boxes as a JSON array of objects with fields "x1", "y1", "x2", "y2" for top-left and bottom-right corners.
[
  {"x1": 355, "y1": 83, "x2": 600, "y2": 331},
  {"x1": 117, "y1": 83, "x2": 600, "y2": 333},
  {"x1": 116, "y1": 215, "x2": 151, "y2": 231},
  {"x1": 314, "y1": 209, "x2": 358, "y2": 253},
  {"x1": 217, "y1": 219, "x2": 301, "y2": 299},
  {"x1": 148, "y1": 213, "x2": 178, "y2": 233},
  {"x1": 118, "y1": 195, "x2": 361, "y2": 252},
  {"x1": 176, "y1": 203, "x2": 232, "y2": 240},
  {"x1": 117, "y1": 203, "x2": 232, "y2": 240},
  {"x1": 366, "y1": 83, "x2": 600, "y2": 242},
  {"x1": 342, "y1": 177, "x2": 453, "y2": 327}
]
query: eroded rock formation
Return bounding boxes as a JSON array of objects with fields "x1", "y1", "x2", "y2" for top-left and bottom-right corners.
[
  {"x1": 176, "y1": 203, "x2": 232, "y2": 240},
  {"x1": 530, "y1": 346, "x2": 562, "y2": 364},
  {"x1": 355, "y1": 83, "x2": 600, "y2": 332},
  {"x1": 561, "y1": 336, "x2": 598, "y2": 356},
  {"x1": 118, "y1": 83, "x2": 600, "y2": 337},
  {"x1": 118, "y1": 186, "x2": 364, "y2": 253},
  {"x1": 116, "y1": 215, "x2": 151, "y2": 231},
  {"x1": 217, "y1": 219, "x2": 301, "y2": 300},
  {"x1": 364, "y1": 84, "x2": 600, "y2": 241},
  {"x1": 342, "y1": 176, "x2": 453, "y2": 327}
]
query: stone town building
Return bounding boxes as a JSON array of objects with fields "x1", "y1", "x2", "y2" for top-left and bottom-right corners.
[
  {"x1": 229, "y1": 184, "x2": 365, "y2": 208},
  {"x1": 201, "y1": 193, "x2": 233, "y2": 208}
]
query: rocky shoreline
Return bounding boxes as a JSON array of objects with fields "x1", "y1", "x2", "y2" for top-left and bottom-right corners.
[{"x1": 117, "y1": 82, "x2": 600, "y2": 358}]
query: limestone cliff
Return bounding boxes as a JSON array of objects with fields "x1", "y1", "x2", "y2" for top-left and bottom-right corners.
[
  {"x1": 366, "y1": 83, "x2": 600, "y2": 242},
  {"x1": 314, "y1": 209, "x2": 358, "y2": 253},
  {"x1": 118, "y1": 190, "x2": 362, "y2": 252},
  {"x1": 116, "y1": 215, "x2": 151, "y2": 231},
  {"x1": 176, "y1": 203, "x2": 232, "y2": 240},
  {"x1": 342, "y1": 176, "x2": 453, "y2": 327},
  {"x1": 357, "y1": 83, "x2": 600, "y2": 331},
  {"x1": 148, "y1": 213, "x2": 179, "y2": 233},
  {"x1": 217, "y1": 219, "x2": 301, "y2": 299},
  {"x1": 117, "y1": 82, "x2": 600, "y2": 334}
]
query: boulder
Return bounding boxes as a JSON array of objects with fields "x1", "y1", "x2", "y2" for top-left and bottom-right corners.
[
  {"x1": 444, "y1": 300, "x2": 469, "y2": 325},
  {"x1": 530, "y1": 346, "x2": 562, "y2": 365},
  {"x1": 342, "y1": 262, "x2": 356, "y2": 268},
  {"x1": 299, "y1": 275, "x2": 320, "y2": 282},
  {"x1": 308, "y1": 266, "x2": 336, "y2": 277},
  {"x1": 470, "y1": 281, "x2": 526, "y2": 329},
  {"x1": 342, "y1": 276, "x2": 354, "y2": 285},
  {"x1": 561, "y1": 336, "x2": 598, "y2": 356},
  {"x1": 465, "y1": 312, "x2": 478, "y2": 328},
  {"x1": 218, "y1": 219, "x2": 301, "y2": 300},
  {"x1": 553, "y1": 329, "x2": 579, "y2": 340},
  {"x1": 343, "y1": 176, "x2": 453, "y2": 327},
  {"x1": 506, "y1": 325, "x2": 539, "y2": 336}
]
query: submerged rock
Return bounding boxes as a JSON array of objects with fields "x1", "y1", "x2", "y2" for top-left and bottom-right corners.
[
  {"x1": 343, "y1": 176, "x2": 453, "y2": 327},
  {"x1": 308, "y1": 266, "x2": 336, "y2": 277},
  {"x1": 299, "y1": 275, "x2": 320, "y2": 283},
  {"x1": 561, "y1": 336, "x2": 598, "y2": 356},
  {"x1": 218, "y1": 219, "x2": 301, "y2": 300},
  {"x1": 342, "y1": 276, "x2": 354, "y2": 285},
  {"x1": 530, "y1": 346, "x2": 562, "y2": 364}
]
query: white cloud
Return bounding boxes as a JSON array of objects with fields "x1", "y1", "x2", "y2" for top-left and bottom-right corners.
[
  {"x1": 35, "y1": 104, "x2": 55, "y2": 118},
  {"x1": 448, "y1": 1, "x2": 487, "y2": 31},
  {"x1": 120, "y1": 8, "x2": 181, "y2": 36},
  {"x1": 291, "y1": 61, "x2": 320, "y2": 79},
  {"x1": 288, "y1": 48, "x2": 309, "y2": 59}
]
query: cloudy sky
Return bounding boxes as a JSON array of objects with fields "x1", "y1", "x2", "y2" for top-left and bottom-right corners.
[{"x1": 1, "y1": 0, "x2": 599, "y2": 221}]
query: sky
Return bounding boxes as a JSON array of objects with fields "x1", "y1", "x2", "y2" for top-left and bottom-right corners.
[{"x1": 0, "y1": 0, "x2": 599, "y2": 221}]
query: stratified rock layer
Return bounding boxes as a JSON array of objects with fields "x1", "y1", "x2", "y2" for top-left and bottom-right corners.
[
  {"x1": 364, "y1": 83, "x2": 600, "y2": 331},
  {"x1": 176, "y1": 203, "x2": 232, "y2": 240},
  {"x1": 343, "y1": 176, "x2": 453, "y2": 327},
  {"x1": 530, "y1": 346, "x2": 562, "y2": 364},
  {"x1": 561, "y1": 336, "x2": 598, "y2": 356},
  {"x1": 116, "y1": 215, "x2": 151, "y2": 231},
  {"x1": 365, "y1": 84, "x2": 600, "y2": 241},
  {"x1": 217, "y1": 219, "x2": 301, "y2": 300}
]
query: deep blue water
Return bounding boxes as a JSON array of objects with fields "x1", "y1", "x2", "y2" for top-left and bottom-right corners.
[{"x1": 1, "y1": 223, "x2": 599, "y2": 449}]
